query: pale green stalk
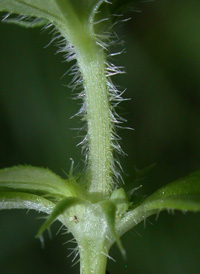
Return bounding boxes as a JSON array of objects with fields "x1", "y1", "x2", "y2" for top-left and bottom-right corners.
[
  {"x1": 77, "y1": 42, "x2": 112, "y2": 198},
  {"x1": 79, "y1": 239, "x2": 108, "y2": 274},
  {"x1": 62, "y1": 24, "x2": 113, "y2": 198}
]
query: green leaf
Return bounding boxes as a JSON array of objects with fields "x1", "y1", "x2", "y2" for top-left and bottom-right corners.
[
  {"x1": 100, "y1": 200, "x2": 126, "y2": 257},
  {"x1": 0, "y1": 0, "x2": 63, "y2": 22},
  {"x1": 145, "y1": 170, "x2": 200, "y2": 211},
  {"x1": 0, "y1": 191, "x2": 55, "y2": 215},
  {"x1": 3, "y1": 18, "x2": 48, "y2": 28},
  {"x1": 119, "y1": 170, "x2": 200, "y2": 236},
  {"x1": 0, "y1": 0, "x2": 106, "y2": 26},
  {"x1": 0, "y1": 0, "x2": 113, "y2": 48},
  {"x1": 0, "y1": 166, "x2": 77, "y2": 199},
  {"x1": 36, "y1": 196, "x2": 86, "y2": 237}
]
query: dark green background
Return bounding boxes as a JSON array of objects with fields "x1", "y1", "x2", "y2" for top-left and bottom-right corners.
[{"x1": 1, "y1": 0, "x2": 200, "y2": 273}]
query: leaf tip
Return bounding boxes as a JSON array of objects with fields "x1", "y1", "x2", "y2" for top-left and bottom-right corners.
[
  {"x1": 115, "y1": 235, "x2": 126, "y2": 259},
  {"x1": 35, "y1": 220, "x2": 49, "y2": 239}
]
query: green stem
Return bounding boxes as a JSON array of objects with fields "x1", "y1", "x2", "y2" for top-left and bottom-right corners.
[
  {"x1": 75, "y1": 36, "x2": 113, "y2": 198},
  {"x1": 58, "y1": 7, "x2": 114, "y2": 199},
  {"x1": 79, "y1": 240, "x2": 108, "y2": 274}
]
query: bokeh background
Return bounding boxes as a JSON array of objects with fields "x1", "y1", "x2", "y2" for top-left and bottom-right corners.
[{"x1": 1, "y1": 0, "x2": 200, "y2": 273}]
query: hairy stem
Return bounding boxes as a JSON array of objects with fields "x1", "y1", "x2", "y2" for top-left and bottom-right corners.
[
  {"x1": 79, "y1": 239, "x2": 108, "y2": 274},
  {"x1": 75, "y1": 36, "x2": 113, "y2": 198}
]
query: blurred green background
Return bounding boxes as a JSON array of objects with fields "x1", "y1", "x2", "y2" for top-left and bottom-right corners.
[{"x1": 1, "y1": 0, "x2": 200, "y2": 273}]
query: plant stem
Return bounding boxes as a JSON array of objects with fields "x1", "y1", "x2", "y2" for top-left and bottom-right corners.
[
  {"x1": 75, "y1": 36, "x2": 113, "y2": 198},
  {"x1": 79, "y1": 239, "x2": 108, "y2": 274}
]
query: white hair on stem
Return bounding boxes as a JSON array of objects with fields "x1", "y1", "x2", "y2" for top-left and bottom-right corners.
[
  {"x1": 2, "y1": 5, "x2": 132, "y2": 189},
  {"x1": 46, "y1": 11, "x2": 131, "y2": 188}
]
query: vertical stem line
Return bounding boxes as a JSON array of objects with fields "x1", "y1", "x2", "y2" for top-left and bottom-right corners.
[
  {"x1": 79, "y1": 239, "x2": 108, "y2": 274},
  {"x1": 76, "y1": 38, "x2": 112, "y2": 198}
]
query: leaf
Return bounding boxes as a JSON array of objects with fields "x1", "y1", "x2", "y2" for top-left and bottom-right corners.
[
  {"x1": 145, "y1": 170, "x2": 200, "y2": 211},
  {"x1": 0, "y1": 166, "x2": 77, "y2": 199},
  {"x1": 0, "y1": 191, "x2": 55, "y2": 215},
  {"x1": 36, "y1": 196, "x2": 86, "y2": 237},
  {"x1": 3, "y1": 18, "x2": 48, "y2": 28},
  {"x1": 119, "y1": 170, "x2": 200, "y2": 236},
  {"x1": 100, "y1": 200, "x2": 126, "y2": 257},
  {"x1": 0, "y1": 0, "x2": 63, "y2": 23},
  {"x1": 0, "y1": 0, "x2": 106, "y2": 26},
  {"x1": 0, "y1": 0, "x2": 114, "y2": 48}
]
